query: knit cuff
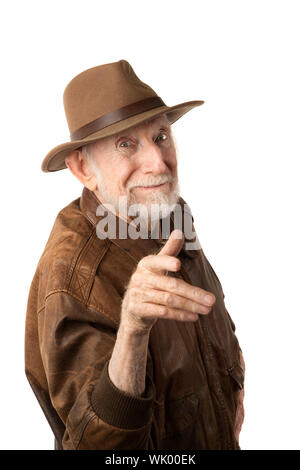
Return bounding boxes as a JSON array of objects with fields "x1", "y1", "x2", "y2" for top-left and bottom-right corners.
[{"x1": 90, "y1": 360, "x2": 155, "y2": 430}]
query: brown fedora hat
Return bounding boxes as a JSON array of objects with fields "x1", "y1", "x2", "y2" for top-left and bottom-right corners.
[{"x1": 41, "y1": 59, "x2": 204, "y2": 172}]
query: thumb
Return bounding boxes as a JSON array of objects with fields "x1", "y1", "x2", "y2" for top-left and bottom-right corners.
[{"x1": 158, "y1": 230, "x2": 185, "y2": 257}]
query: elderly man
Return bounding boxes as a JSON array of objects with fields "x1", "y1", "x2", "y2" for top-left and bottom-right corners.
[{"x1": 25, "y1": 60, "x2": 245, "y2": 450}]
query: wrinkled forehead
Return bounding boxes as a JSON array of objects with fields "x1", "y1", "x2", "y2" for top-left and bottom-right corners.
[
  {"x1": 139, "y1": 113, "x2": 170, "y2": 128},
  {"x1": 114, "y1": 113, "x2": 170, "y2": 137}
]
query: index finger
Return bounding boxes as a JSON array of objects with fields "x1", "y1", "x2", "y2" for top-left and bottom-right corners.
[{"x1": 142, "y1": 271, "x2": 216, "y2": 307}]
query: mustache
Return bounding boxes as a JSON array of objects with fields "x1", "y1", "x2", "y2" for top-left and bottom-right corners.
[{"x1": 126, "y1": 173, "x2": 174, "y2": 191}]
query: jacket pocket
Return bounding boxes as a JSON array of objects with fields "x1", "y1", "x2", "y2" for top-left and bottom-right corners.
[{"x1": 203, "y1": 321, "x2": 245, "y2": 426}]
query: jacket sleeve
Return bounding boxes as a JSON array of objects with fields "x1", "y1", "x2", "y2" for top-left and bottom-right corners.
[{"x1": 38, "y1": 291, "x2": 155, "y2": 450}]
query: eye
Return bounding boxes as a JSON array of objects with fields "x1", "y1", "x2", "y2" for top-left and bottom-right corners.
[
  {"x1": 156, "y1": 133, "x2": 168, "y2": 143},
  {"x1": 119, "y1": 140, "x2": 131, "y2": 148}
]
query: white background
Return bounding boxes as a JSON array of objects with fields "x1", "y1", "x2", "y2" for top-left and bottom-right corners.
[{"x1": 1, "y1": 0, "x2": 299, "y2": 450}]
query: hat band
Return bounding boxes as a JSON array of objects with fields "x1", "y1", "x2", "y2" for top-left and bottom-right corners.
[{"x1": 70, "y1": 96, "x2": 166, "y2": 141}]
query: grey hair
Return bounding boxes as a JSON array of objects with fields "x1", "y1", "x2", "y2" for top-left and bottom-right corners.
[{"x1": 81, "y1": 142, "x2": 95, "y2": 161}]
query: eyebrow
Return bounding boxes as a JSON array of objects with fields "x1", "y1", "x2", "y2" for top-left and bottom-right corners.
[{"x1": 150, "y1": 118, "x2": 171, "y2": 129}]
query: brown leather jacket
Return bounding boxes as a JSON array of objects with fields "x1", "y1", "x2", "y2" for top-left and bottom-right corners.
[{"x1": 24, "y1": 186, "x2": 245, "y2": 450}]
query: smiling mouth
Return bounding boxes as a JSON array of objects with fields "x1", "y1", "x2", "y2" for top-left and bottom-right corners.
[{"x1": 133, "y1": 182, "x2": 168, "y2": 190}]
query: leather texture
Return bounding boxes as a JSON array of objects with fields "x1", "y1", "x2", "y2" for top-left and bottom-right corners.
[{"x1": 25, "y1": 186, "x2": 244, "y2": 450}]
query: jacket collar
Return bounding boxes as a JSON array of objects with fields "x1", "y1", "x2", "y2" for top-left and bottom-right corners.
[{"x1": 79, "y1": 186, "x2": 200, "y2": 261}]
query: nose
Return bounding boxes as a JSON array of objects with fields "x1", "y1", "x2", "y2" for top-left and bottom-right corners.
[{"x1": 139, "y1": 140, "x2": 168, "y2": 175}]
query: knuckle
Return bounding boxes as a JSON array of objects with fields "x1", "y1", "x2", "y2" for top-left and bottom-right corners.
[
  {"x1": 130, "y1": 271, "x2": 137, "y2": 284},
  {"x1": 139, "y1": 255, "x2": 154, "y2": 268},
  {"x1": 192, "y1": 287, "x2": 199, "y2": 299},
  {"x1": 168, "y1": 277, "x2": 177, "y2": 290},
  {"x1": 160, "y1": 306, "x2": 168, "y2": 317},
  {"x1": 163, "y1": 292, "x2": 171, "y2": 305},
  {"x1": 138, "y1": 257, "x2": 146, "y2": 269},
  {"x1": 179, "y1": 312, "x2": 187, "y2": 321},
  {"x1": 131, "y1": 271, "x2": 141, "y2": 285}
]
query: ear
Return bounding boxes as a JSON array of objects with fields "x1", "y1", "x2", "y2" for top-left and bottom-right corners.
[{"x1": 65, "y1": 150, "x2": 97, "y2": 191}]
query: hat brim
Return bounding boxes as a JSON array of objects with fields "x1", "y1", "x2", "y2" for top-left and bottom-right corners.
[{"x1": 41, "y1": 100, "x2": 204, "y2": 172}]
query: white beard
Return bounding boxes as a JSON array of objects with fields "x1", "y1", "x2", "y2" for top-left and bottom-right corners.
[{"x1": 90, "y1": 159, "x2": 181, "y2": 228}]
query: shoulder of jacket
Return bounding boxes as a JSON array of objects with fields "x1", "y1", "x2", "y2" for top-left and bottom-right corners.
[{"x1": 36, "y1": 197, "x2": 111, "y2": 308}]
